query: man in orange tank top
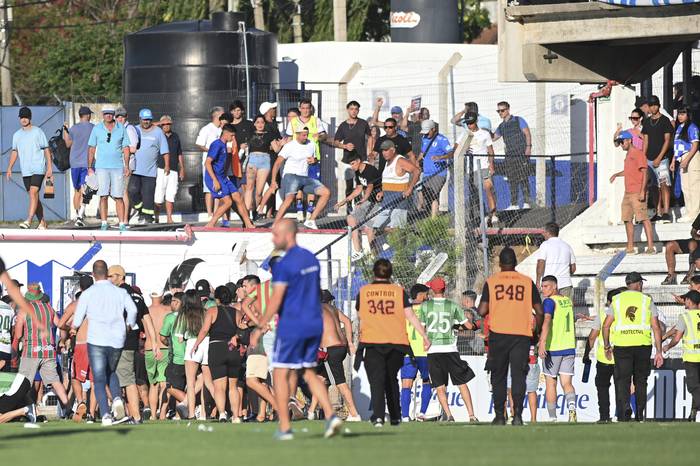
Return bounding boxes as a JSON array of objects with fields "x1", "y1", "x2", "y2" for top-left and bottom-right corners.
[
  {"x1": 355, "y1": 259, "x2": 430, "y2": 427},
  {"x1": 478, "y1": 247, "x2": 543, "y2": 426}
]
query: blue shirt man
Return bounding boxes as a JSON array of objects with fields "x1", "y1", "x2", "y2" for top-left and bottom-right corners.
[
  {"x1": 11, "y1": 126, "x2": 49, "y2": 177},
  {"x1": 133, "y1": 124, "x2": 168, "y2": 178},
  {"x1": 88, "y1": 121, "x2": 130, "y2": 169},
  {"x1": 420, "y1": 121, "x2": 453, "y2": 177}
]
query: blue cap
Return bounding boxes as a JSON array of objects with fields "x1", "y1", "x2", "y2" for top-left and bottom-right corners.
[
  {"x1": 139, "y1": 108, "x2": 153, "y2": 120},
  {"x1": 617, "y1": 130, "x2": 633, "y2": 141},
  {"x1": 390, "y1": 106, "x2": 403, "y2": 114}
]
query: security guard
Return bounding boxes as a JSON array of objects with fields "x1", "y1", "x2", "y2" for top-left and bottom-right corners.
[
  {"x1": 602, "y1": 272, "x2": 664, "y2": 422},
  {"x1": 662, "y1": 289, "x2": 700, "y2": 422},
  {"x1": 355, "y1": 258, "x2": 430, "y2": 427},
  {"x1": 478, "y1": 247, "x2": 543, "y2": 426}
]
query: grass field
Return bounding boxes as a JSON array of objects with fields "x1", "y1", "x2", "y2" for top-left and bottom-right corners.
[{"x1": 1, "y1": 420, "x2": 698, "y2": 465}]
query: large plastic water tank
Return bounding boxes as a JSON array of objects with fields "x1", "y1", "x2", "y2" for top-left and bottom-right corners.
[
  {"x1": 123, "y1": 12, "x2": 277, "y2": 213},
  {"x1": 390, "y1": 0, "x2": 460, "y2": 43}
]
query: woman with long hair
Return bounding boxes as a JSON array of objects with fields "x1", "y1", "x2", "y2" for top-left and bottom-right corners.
[
  {"x1": 181, "y1": 290, "x2": 216, "y2": 419},
  {"x1": 614, "y1": 107, "x2": 644, "y2": 150},
  {"x1": 244, "y1": 114, "x2": 282, "y2": 217},
  {"x1": 672, "y1": 107, "x2": 700, "y2": 221}
]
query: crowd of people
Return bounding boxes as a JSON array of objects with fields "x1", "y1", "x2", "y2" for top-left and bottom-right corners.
[{"x1": 5, "y1": 96, "x2": 535, "y2": 237}]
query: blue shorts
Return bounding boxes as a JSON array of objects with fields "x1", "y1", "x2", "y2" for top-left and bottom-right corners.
[
  {"x1": 205, "y1": 175, "x2": 238, "y2": 199},
  {"x1": 271, "y1": 333, "x2": 321, "y2": 369},
  {"x1": 400, "y1": 356, "x2": 430, "y2": 381},
  {"x1": 96, "y1": 168, "x2": 125, "y2": 198},
  {"x1": 70, "y1": 167, "x2": 88, "y2": 190},
  {"x1": 247, "y1": 152, "x2": 271, "y2": 171},
  {"x1": 308, "y1": 162, "x2": 320, "y2": 180},
  {"x1": 281, "y1": 173, "x2": 325, "y2": 197}
]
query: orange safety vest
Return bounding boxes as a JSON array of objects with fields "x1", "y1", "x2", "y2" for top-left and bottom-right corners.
[
  {"x1": 485, "y1": 271, "x2": 535, "y2": 337},
  {"x1": 358, "y1": 282, "x2": 409, "y2": 345}
]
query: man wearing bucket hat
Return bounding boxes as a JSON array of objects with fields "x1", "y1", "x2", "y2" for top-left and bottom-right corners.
[{"x1": 127, "y1": 108, "x2": 169, "y2": 225}]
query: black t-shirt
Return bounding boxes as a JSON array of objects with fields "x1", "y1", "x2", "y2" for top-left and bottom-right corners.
[
  {"x1": 641, "y1": 115, "x2": 674, "y2": 161},
  {"x1": 480, "y1": 280, "x2": 541, "y2": 307},
  {"x1": 233, "y1": 119, "x2": 255, "y2": 146},
  {"x1": 354, "y1": 163, "x2": 382, "y2": 204},
  {"x1": 335, "y1": 119, "x2": 371, "y2": 162},
  {"x1": 158, "y1": 131, "x2": 183, "y2": 171},
  {"x1": 122, "y1": 284, "x2": 148, "y2": 351},
  {"x1": 264, "y1": 121, "x2": 281, "y2": 141},
  {"x1": 407, "y1": 121, "x2": 423, "y2": 154},
  {"x1": 375, "y1": 134, "x2": 413, "y2": 174},
  {"x1": 248, "y1": 131, "x2": 275, "y2": 154}
]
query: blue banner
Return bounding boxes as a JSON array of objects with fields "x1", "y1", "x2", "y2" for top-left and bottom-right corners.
[{"x1": 599, "y1": 0, "x2": 699, "y2": 5}]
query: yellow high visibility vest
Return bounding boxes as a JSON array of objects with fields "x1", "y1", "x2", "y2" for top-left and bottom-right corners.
[
  {"x1": 290, "y1": 116, "x2": 321, "y2": 159},
  {"x1": 610, "y1": 290, "x2": 652, "y2": 347},
  {"x1": 681, "y1": 310, "x2": 700, "y2": 363}
]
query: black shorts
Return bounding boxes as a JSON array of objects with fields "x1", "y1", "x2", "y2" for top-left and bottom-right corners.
[
  {"x1": 422, "y1": 174, "x2": 446, "y2": 204},
  {"x1": 134, "y1": 351, "x2": 148, "y2": 385},
  {"x1": 208, "y1": 340, "x2": 242, "y2": 380},
  {"x1": 318, "y1": 346, "x2": 347, "y2": 386},
  {"x1": 22, "y1": 174, "x2": 45, "y2": 192},
  {"x1": 165, "y1": 362, "x2": 186, "y2": 391},
  {"x1": 0, "y1": 351, "x2": 11, "y2": 372},
  {"x1": 427, "y1": 352, "x2": 475, "y2": 388}
]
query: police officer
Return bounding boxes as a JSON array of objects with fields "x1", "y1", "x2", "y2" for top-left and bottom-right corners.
[
  {"x1": 602, "y1": 272, "x2": 664, "y2": 422},
  {"x1": 662, "y1": 289, "x2": 700, "y2": 422},
  {"x1": 355, "y1": 259, "x2": 430, "y2": 427},
  {"x1": 478, "y1": 247, "x2": 543, "y2": 426}
]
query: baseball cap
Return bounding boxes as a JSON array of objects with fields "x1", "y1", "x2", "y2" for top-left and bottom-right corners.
[
  {"x1": 464, "y1": 112, "x2": 478, "y2": 125},
  {"x1": 380, "y1": 139, "x2": 395, "y2": 151},
  {"x1": 624, "y1": 271, "x2": 646, "y2": 285},
  {"x1": 420, "y1": 119, "x2": 436, "y2": 134},
  {"x1": 108, "y1": 265, "x2": 126, "y2": 278},
  {"x1": 103, "y1": 106, "x2": 117, "y2": 115},
  {"x1": 18, "y1": 107, "x2": 32, "y2": 119},
  {"x1": 78, "y1": 106, "x2": 93, "y2": 116},
  {"x1": 159, "y1": 114, "x2": 173, "y2": 124},
  {"x1": 680, "y1": 290, "x2": 700, "y2": 304},
  {"x1": 390, "y1": 106, "x2": 403, "y2": 114},
  {"x1": 426, "y1": 277, "x2": 446, "y2": 292},
  {"x1": 259, "y1": 102, "x2": 278, "y2": 115},
  {"x1": 648, "y1": 95, "x2": 661, "y2": 106},
  {"x1": 320, "y1": 289, "x2": 335, "y2": 304},
  {"x1": 195, "y1": 279, "x2": 211, "y2": 298},
  {"x1": 139, "y1": 108, "x2": 153, "y2": 120},
  {"x1": 616, "y1": 130, "x2": 633, "y2": 141},
  {"x1": 294, "y1": 126, "x2": 310, "y2": 134}
]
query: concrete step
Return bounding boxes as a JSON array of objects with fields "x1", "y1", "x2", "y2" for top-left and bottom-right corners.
[{"x1": 580, "y1": 221, "x2": 694, "y2": 248}]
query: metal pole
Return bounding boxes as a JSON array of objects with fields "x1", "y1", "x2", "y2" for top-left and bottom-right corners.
[
  {"x1": 683, "y1": 48, "x2": 692, "y2": 107},
  {"x1": 454, "y1": 132, "x2": 471, "y2": 294},
  {"x1": 238, "y1": 21, "x2": 251, "y2": 120},
  {"x1": 326, "y1": 246, "x2": 333, "y2": 291},
  {"x1": 0, "y1": 0, "x2": 13, "y2": 106},
  {"x1": 663, "y1": 63, "x2": 674, "y2": 116},
  {"x1": 333, "y1": 0, "x2": 347, "y2": 42},
  {"x1": 476, "y1": 160, "x2": 489, "y2": 279},
  {"x1": 550, "y1": 156, "x2": 556, "y2": 223},
  {"x1": 346, "y1": 226, "x2": 353, "y2": 319},
  {"x1": 450, "y1": 67, "x2": 457, "y2": 144}
]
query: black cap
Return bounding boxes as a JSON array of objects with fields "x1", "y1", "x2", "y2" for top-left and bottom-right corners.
[
  {"x1": 195, "y1": 279, "x2": 211, "y2": 297},
  {"x1": 78, "y1": 106, "x2": 93, "y2": 116},
  {"x1": 625, "y1": 271, "x2": 646, "y2": 285},
  {"x1": 78, "y1": 275, "x2": 94, "y2": 291},
  {"x1": 18, "y1": 107, "x2": 31, "y2": 119},
  {"x1": 648, "y1": 95, "x2": 661, "y2": 106},
  {"x1": 464, "y1": 112, "x2": 478, "y2": 125},
  {"x1": 320, "y1": 289, "x2": 335, "y2": 304},
  {"x1": 681, "y1": 290, "x2": 700, "y2": 304}
]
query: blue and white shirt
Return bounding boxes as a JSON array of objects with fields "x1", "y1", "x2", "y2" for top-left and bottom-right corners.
[
  {"x1": 674, "y1": 122, "x2": 700, "y2": 161},
  {"x1": 421, "y1": 133, "x2": 453, "y2": 177}
]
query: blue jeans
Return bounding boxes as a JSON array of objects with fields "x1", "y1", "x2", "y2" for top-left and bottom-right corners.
[{"x1": 87, "y1": 344, "x2": 123, "y2": 418}]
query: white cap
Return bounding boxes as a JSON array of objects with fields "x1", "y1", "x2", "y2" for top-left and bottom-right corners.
[
  {"x1": 259, "y1": 101, "x2": 278, "y2": 115},
  {"x1": 420, "y1": 119, "x2": 436, "y2": 134}
]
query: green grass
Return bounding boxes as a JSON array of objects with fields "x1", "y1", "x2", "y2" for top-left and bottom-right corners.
[{"x1": 0, "y1": 420, "x2": 697, "y2": 465}]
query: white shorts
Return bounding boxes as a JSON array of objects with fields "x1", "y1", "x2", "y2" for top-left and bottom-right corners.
[
  {"x1": 185, "y1": 337, "x2": 209, "y2": 365},
  {"x1": 201, "y1": 154, "x2": 210, "y2": 194},
  {"x1": 154, "y1": 168, "x2": 179, "y2": 204}
]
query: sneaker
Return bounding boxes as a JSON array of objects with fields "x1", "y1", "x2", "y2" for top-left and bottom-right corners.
[
  {"x1": 85, "y1": 414, "x2": 95, "y2": 424},
  {"x1": 73, "y1": 402, "x2": 87, "y2": 423},
  {"x1": 512, "y1": 415, "x2": 524, "y2": 426},
  {"x1": 549, "y1": 417, "x2": 558, "y2": 423},
  {"x1": 303, "y1": 219, "x2": 318, "y2": 230},
  {"x1": 101, "y1": 414, "x2": 113, "y2": 427},
  {"x1": 415, "y1": 413, "x2": 426, "y2": 422},
  {"x1": 231, "y1": 416, "x2": 242, "y2": 424},
  {"x1": 74, "y1": 217, "x2": 85, "y2": 227},
  {"x1": 372, "y1": 419, "x2": 384, "y2": 428},
  {"x1": 307, "y1": 411, "x2": 317, "y2": 421},
  {"x1": 119, "y1": 223, "x2": 127, "y2": 232},
  {"x1": 307, "y1": 203, "x2": 315, "y2": 214},
  {"x1": 681, "y1": 273, "x2": 693, "y2": 285},
  {"x1": 111, "y1": 397, "x2": 126, "y2": 421},
  {"x1": 660, "y1": 213, "x2": 673, "y2": 224},
  {"x1": 688, "y1": 409, "x2": 697, "y2": 422},
  {"x1": 100, "y1": 222, "x2": 109, "y2": 231},
  {"x1": 296, "y1": 202, "x2": 305, "y2": 222},
  {"x1": 491, "y1": 416, "x2": 506, "y2": 425},
  {"x1": 440, "y1": 414, "x2": 455, "y2": 422},
  {"x1": 568, "y1": 409, "x2": 577, "y2": 423},
  {"x1": 650, "y1": 214, "x2": 662, "y2": 223},
  {"x1": 128, "y1": 417, "x2": 143, "y2": 425},
  {"x1": 644, "y1": 247, "x2": 657, "y2": 255},
  {"x1": 175, "y1": 403, "x2": 189, "y2": 420},
  {"x1": 289, "y1": 399, "x2": 304, "y2": 421},
  {"x1": 504, "y1": 205, "x2": 519, "y2": 211},
  {"x1": 390, "y1": 418, "x2": 401, "y2": 426},
  {"x1": 401, "y1": 416, "x2": 410, "y2": 423},
  {"x1": 596, "y1": 418, "x2": 612, "y2": 424},
  {"x1": 661, "y1": 274, "x2": 677, "y2": 286},
  {"x1": 324, "y1": 415, "x2": 343, "y2": 439},
  {"x1": 522, "y1": 203, "x2": 531, "y2": 209},
  {"x1": 142, "y1": 408, "x2": 152, "y2": 421},
  {"x1": 491, "y1": 214, "x2": 499, "y2": 224},
  {"x1": 26, "y1": 404, "x2": 37, "y2": 423},
  {"x1": 469, "y1": 415, "x2": 479, "y2": 423},
  {"x1": 273, "y1": 429, "x2": 294, "y2": 441},
  {"x1": 351, "y1": 250, "x2": 365, "y2": 262},
  {"x1": 679, "y1": 216, "x2": 694, "y2": 223},
  {"x1": 221, "y1": 219, "x2": 231, "y2": 228},
  {"x1": 112, "y1": 415, "x2": 131, "y2": 425}
]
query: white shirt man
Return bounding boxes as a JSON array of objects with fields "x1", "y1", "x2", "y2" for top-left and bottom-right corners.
[{"x1": 535, "y1": 223, "x2": 577, "y2": 297}]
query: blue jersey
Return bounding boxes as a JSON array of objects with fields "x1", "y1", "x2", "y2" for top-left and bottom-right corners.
[
  {"x1": 674, "y1": 122, "x2": 700, "y2": 160},
  {"x1": 205, "y1": 139, "x2": 228, "y2": 181},
  {"x1": 272, "y1": 245, "x2": 323, "y2": 338},
  {"x1": 421, "y1": 133, "x2": 453, "y2": 176}
]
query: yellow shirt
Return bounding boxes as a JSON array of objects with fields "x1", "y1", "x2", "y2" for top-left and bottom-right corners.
[{"x1": 407, "y1": 304, "x2": 426, "y2": 357}]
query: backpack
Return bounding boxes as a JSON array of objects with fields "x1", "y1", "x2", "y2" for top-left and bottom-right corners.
[{"x1": 48, "y1": 128, "x2": 70, "y2": 171}]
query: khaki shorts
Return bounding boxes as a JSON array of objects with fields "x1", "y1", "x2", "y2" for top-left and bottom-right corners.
[
  {"x1": 19, "y1": 357, "x2": 60, "y2": 384},
  {"x1": 246, "y1": 354, "x2": 269, "y2": 380},
  {"x1": 621, "y1": 192, "x2": 648, "y2": 222},
  {"x1": 116, "y1": 349, "x2": 136, "y2": 387}
]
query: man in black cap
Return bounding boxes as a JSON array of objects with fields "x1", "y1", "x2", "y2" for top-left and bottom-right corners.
[
  {"x1": 642, "y1": 95, "x2": 674, "y2": 224},
  {"x1": 602, "y1": 271, "x2": 665, "y2": 421},
  {"x1": 64, "y1": 106, "x2": 95, "y2": 227},
  {"x1": 6, "y1": 106, "x2": 52, "y2": 230}
]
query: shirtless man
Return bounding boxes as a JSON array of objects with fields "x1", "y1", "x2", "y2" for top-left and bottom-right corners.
[
  {"x1": 57, "y1": 275, "x2": 94, "y2": 422},
  {"x1": 312, "y1": 290, "x2": 361, "y2": 421},
  {"x1": 143, "y1": 293, "x2": 172, "y2": 420}
]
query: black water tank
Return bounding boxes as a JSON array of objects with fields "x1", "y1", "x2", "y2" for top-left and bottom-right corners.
[
  {"x1": 123, "y1": 12, "x2": 277, "y2": 213},
  {"x1": 390, "y1": 0, "x2": 460, "y2": 43}
]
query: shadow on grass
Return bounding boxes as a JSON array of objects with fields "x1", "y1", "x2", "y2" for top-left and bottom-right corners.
[{"x1": 0, "y1": 426, "x2": 132, "y2": 442}]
